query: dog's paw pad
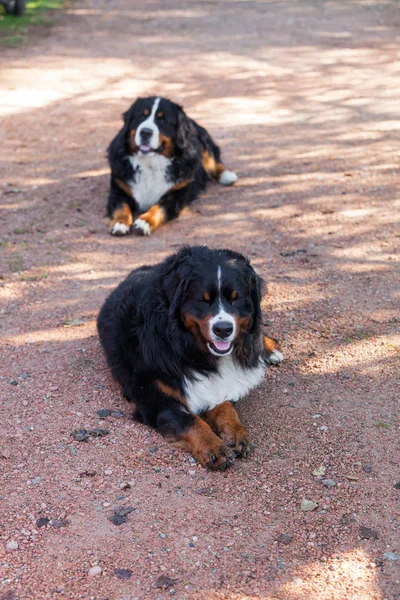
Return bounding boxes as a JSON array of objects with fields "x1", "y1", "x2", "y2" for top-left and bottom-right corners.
[
  {"x1": 219, "y1": 170, "x2": 238, "y2": 186},
  {"x1": 267, "y1": 350, "x2": 284, "y2": 365},
  {"x1": 133, "y1": 218, "x2": 151, "y2": 236},
  {"x1": 110, "y1": 222, "x2": 130, "y2": 236}
]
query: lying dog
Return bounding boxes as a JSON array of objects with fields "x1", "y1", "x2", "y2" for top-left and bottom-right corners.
[
  {"x1": 107, "y1": 97, "x2": 238, "y2": 236},
  {"x1": 97, "y1": 246, "x2": 283, "y2": 470}
]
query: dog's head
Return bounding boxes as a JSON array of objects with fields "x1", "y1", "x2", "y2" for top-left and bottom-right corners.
[
  {"x1": 122, "y1": 96, "x2": 192, "y2": 158},
  {"x1": 164, "y1": 247, "x2": 263, "y2": 357}
]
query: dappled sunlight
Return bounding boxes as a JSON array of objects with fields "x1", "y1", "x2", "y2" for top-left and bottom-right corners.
[
  {"x1": 7, "y1": 322, "x2": 96, "y2": 346},
  {"x1": 277, "y1": 548, "x2": 382, "y2": 600}
]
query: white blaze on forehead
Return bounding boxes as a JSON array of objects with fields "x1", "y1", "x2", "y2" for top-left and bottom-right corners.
[
  {"x1": 209, "y1": 265, "x2": 236, "y2": 341},
  {"x1": 134, "y1": 97, "x2": 161, "y2": 150}
]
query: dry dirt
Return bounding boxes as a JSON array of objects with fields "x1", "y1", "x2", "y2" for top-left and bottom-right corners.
[{"x1": 1, "y1": 1, "x2": 400, "y2": 599}]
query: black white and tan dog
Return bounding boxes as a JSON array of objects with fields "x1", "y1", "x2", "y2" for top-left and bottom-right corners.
[
  {"x1": 106, "y1": 96, "x2": 238, "y2": 236},
  {"x1": 97, "y1": 246, "x2": 283, "y2": 470}
]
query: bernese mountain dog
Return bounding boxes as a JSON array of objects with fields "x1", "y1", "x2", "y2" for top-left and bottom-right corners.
[
  {"x1": 106, "y1": 96, "x2": 238, "y2": 236},
  {"x1": 97, "y1": 246, "x2": 283, "y2": 470}
]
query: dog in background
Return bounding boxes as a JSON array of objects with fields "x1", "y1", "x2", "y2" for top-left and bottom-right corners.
[
  {"x1": 107, "y1": 97, "x2": 238, "y2": 236},
  {"x1": 97, "y1": 246, "x2": 283, "y2": 470}
]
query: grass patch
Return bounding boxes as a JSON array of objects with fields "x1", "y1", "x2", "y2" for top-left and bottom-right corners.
[
  {"x1": 0, "y1": 0, "x2": 65, "y2": 46},
  {"x1": 375, "y1": 421, "x2": 389, "y2": 429}
]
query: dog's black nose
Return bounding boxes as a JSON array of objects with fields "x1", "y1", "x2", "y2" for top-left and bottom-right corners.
[
  {"x1": 212, "y1": 321, "x2": 233, "y2": 339},
  {"x1": 140, "y1": 127, "x2": 153, "y2": 140}
]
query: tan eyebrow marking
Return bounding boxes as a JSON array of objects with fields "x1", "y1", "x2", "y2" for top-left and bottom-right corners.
[
  {"x1": 203, "y1": 292, "x2": 211, "y2": 302},
  {"x1": 231, "y1": 290, "x2": 237, "y2": 300},
  {"x1": 157, "y1": 112, "x2": 164, "y2": 118},
  {"x1": 143, "y1": 109, "x2": 150, "y2": 116}
]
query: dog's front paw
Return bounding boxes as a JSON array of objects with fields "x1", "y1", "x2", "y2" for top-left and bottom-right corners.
[
  {"x1": 195, "y1": 438, "x2": 235, "y2": 471},
  {"x1": 133, "y1": 218, "x2": 152, "y2": 236},
  {"x1": 264, "y1": 336, "x2": 284, "y2": 366},
  {"x1": 110, "y1": 222, "x2": 131, "y2": 236},
  {"x1": 219, "y1": 424, "x2": 252, "y2": 459},
  {"x1": 266, "y1": 349, "x2": 284, "y2": 365}
]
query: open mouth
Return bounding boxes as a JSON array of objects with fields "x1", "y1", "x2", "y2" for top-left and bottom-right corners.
[
  {"x1": 139, "y1": 142, "x2": 164, "y2": 155},
  {"x1": 207, "y1": 341, "x2": 233, "y2": 356}
]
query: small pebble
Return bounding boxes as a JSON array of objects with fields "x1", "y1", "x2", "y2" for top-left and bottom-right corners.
[
  {"x1": 359, "y1": 526, "x2": 378, "y2": 540},
  {"x1": 322, "y1": 479, "x2": 336, "y2": 488},
  {"x1": 88, "y1": 566, "x2": 102, "y2": 577},
  {"x1": 312, "y1": 466, "x2": 326, "y2": 477},
  {"x1": 383, "y1": 552, "x2": 400, "y2": 561},
  {"x1": 301, "y1": 499, "x2": 319, "y2": 512},
  {"x1": 120, "y1": 482, "x2": 131, "y2": 490},
  {"x1": 154, "y1": 575, "x2": 176, "y2": 589},
  {"x1": 115, "y1": 568, "x2": 132, "y2": 580},
  {"x1": 104, "y1": 469, "x2": 113, "y2": 476},
  {"x1": 71, "y1": 429, "x2": 89, "y2": 442},
  {"x1": 276, "y1": 533, "x2": 293, "y2": 545},
  {"x1": 36, "y1": 517, "x2": 50, "y2": 528},
  {"x1": 394, "y1": 482, "x2": 400, "y2": 489},
  {"x1": 6, "y1": 540, "x2": 18, "y2": 551},
  {"x1": 97, "y1": 409, "x2": 112, "y2": 418},
  {"x1": 89, "y1": 428, "x2": 109, "y2": 438},
  {"x1": 111, "y1": 411, "x2": 125, "y2": 418},
  {"x1": 49, "y1": 519, "x2": 69, "y2": 529}
]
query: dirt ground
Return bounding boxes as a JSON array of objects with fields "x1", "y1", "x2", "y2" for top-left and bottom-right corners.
[{"x1": 1, "y1": 1, "x2": 399, "y2": 598}]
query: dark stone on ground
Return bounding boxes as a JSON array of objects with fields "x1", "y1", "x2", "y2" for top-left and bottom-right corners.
[
  {"x1": 71, "y1": 429, "x2": 89, "y2": 442},
  {"x1": 154, "y1": 575, "x2": 177, "y2": 589},
  {"x1": 363, "y1": 465, "x2": 373, "y2": 473},
  {"x1": 49, "y1": 519, "x2": 69, "y2": 529},
  {"x1": 276, "y1": 533, "x2": 293, "y2": 545},
  {"x1": 394, "y1": 482, "x2": 400, "y2": 489},
  {"x1": 97, "y1": 409, "x2": 112, "y2": 418},
  {"x1": 359, "y1": 526, "x2": 378, "y2": 540},
  {"x1": 115, "y1": 569, "x2": 132, "y2": 580},
  {"x1": 36, "y1": 517, "x2": 50, "y2": 528},
  {"x1": 109, "y1": 506, "x2": 135, "y2": 526},
  {"x1": 111, "y1": 411, "x2": 125, "y2": 418},
  {"x1": 88, "y1": 428, "x2": 109, "y2": 438}
]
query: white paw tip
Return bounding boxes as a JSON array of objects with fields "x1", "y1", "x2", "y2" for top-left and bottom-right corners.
[
  {"x1": 133, "y1": 218, "x2": 151, "y2": 236},
  {"x1": 111, "y1": 222, "x2": 130, "y2": 236},
  {"x1": 268, "y1": 350, "x2": 284, "y2": 365},
  {"x1": 219, "y1": 170, "x2": 238, "y2": 186}
]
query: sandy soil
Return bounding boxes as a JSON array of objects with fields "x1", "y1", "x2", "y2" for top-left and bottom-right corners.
[{"x1": 1, "y1": 1, "x2": 399, "y2": 598}]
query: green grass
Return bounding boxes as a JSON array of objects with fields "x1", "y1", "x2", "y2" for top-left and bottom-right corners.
[
  {"x1": 375, "y1": 421, "x2": 389, "y2": 429},
  {"x1": 0, "y1": 0, "x2": 66, "y2": 46}
]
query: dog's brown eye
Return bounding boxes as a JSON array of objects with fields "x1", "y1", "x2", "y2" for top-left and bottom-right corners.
[{"x1": 143, "y1": 109, "x2": 149, "y2": 116}]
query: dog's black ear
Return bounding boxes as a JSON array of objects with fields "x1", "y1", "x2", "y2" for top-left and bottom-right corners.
[
  {"x1": 176, "y1": 106, "x2": 193, "y2": 152},
  {"x1": 122, "y1": 98, "x2": 141, "y2": 125},
  {"x1": 250, "y1": 267, "x2": 263, "y2": 323},
  {"x1": 163, "y1": 248, "x2": 192, "y2": 317}
]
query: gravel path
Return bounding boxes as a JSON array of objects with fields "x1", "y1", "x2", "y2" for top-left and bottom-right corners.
[{"x1": 1, "y1": 1, "x2": 399, "y2": 598}]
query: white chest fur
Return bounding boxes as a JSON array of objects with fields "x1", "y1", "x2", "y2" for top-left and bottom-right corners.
[
  {"x1": 128, "y1": 154, "x2": 173, "y2": 211},
  {"x1": 183, "y1": 356, "x2": 266, "y2": 415}
]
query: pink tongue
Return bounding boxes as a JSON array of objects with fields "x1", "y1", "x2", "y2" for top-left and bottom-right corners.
[
  {"x1": 140, "y1": 145, "x2": 150, "y2": 152},
  {"x1": 213, "y1": 341, "x2": 231, "y2": 351}
]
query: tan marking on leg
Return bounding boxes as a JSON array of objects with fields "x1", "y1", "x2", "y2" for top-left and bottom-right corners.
[
  {"x1": 203, "y1": 401, "x2": 251, "y2": 458},
  {"x1": 264, "y1": 336, "x2": 279, "y2": 354},
  {"x1": 215, "y1": 162, "x2": 227, "y2": 180},
  {"x1": 174, "y1": 416, "x2": 234, "y2": 471},
  {"x1": 137, "y1": 204, "x2": 166, "y2": 232},
  {"x1": 171, "y1": 179, "x2": 192, "y2": 191},
  {"x1": 156, "y1": 380, "x2": 186, "y2": 406},
  {"x1": 115, "y1": 178, "x2": 134, "y2": 199},
  {"x1": 202, "y1": 149, "x2": 217, "y2": 175},
  {"x1": 110, "y1": 202, "x2": 133, "y2": 231}
]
